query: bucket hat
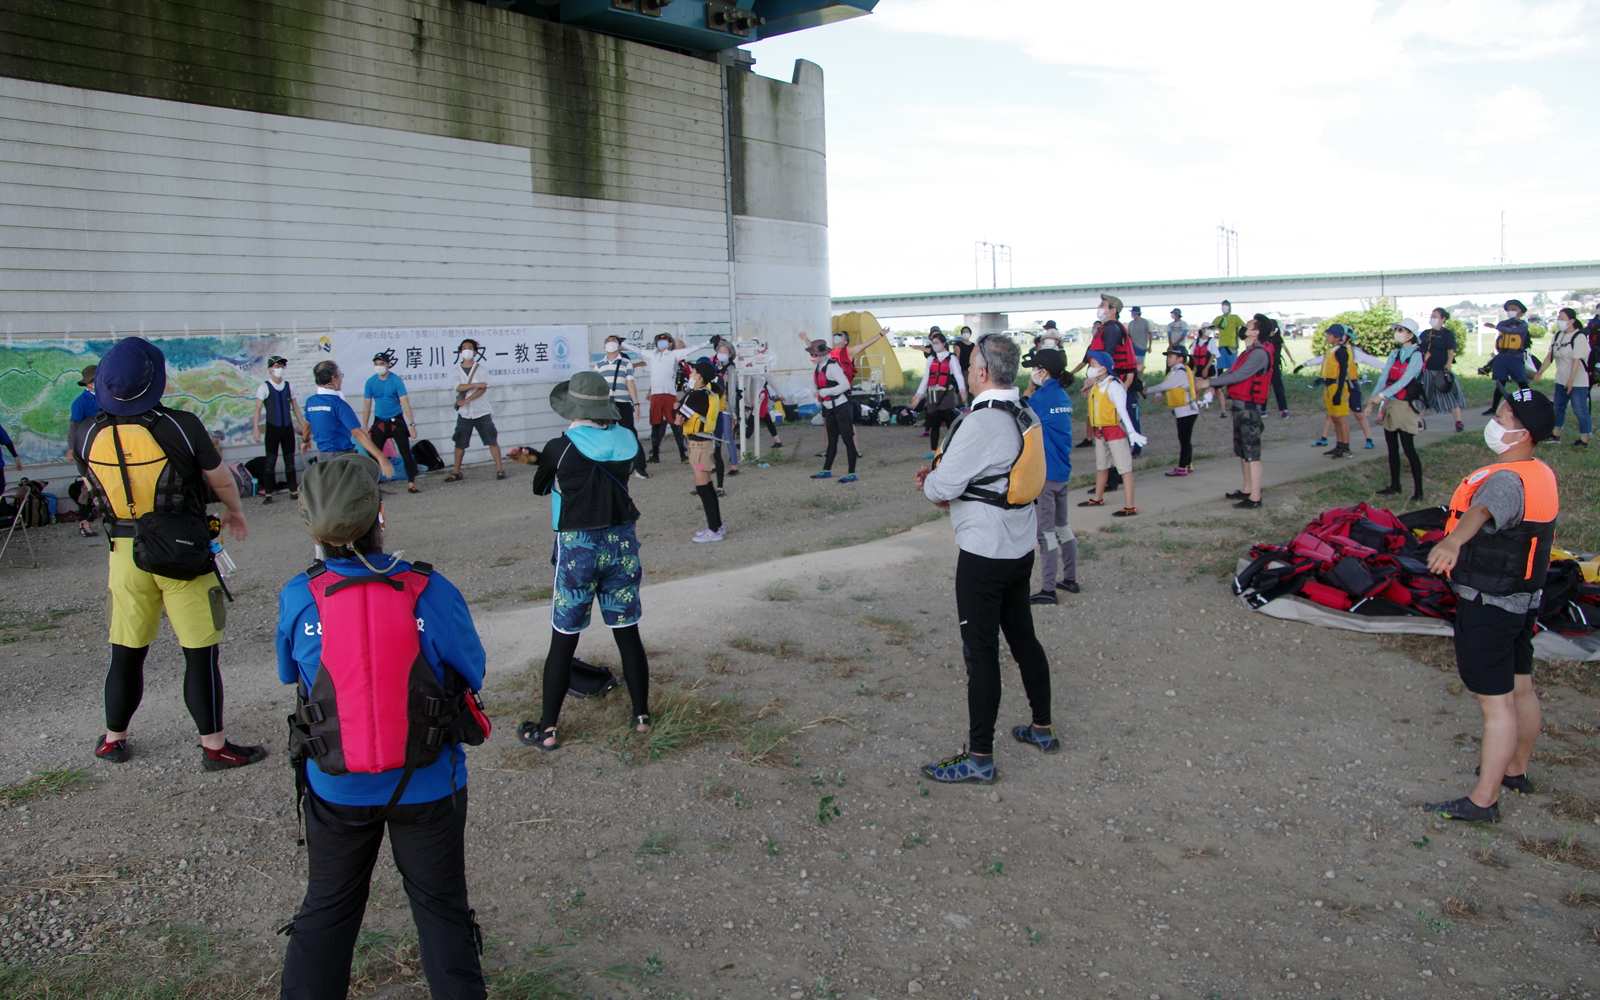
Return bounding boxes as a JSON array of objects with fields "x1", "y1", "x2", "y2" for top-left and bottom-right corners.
[
  {"x1": 549, "y1": 370, "x2": 622, "y2": 422},
  {"x1": 96, "y1": 337, "x2": 166, "y2": 416}
]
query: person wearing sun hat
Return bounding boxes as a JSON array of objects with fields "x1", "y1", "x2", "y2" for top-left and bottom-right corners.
[
  {"x1": 76, "y1": 337, "x2": 263, "y2": 771},
  {"x1": 509, "y1": 371, "x2": 653, "y2": 752},
  {"x1": 275, "y1": 452, "x2": 489, "y2": 1000},
  {"x1": 1424, "y1": 387, "x2": 1558, "y2": 825}
]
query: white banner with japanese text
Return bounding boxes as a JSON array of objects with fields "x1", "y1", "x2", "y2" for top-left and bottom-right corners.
[{"x1": 332, "y1": 326, "x2": 587, "y2": 389}]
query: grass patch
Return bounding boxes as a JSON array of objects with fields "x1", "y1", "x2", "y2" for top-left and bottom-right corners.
[
  {"x1": 0, "y1": 764, "x2": 95, "y2": 806},
  {"x1": 0, "y1": 966, "x2": 258, "y2": 1000},
  {"x1": 1550, "y1": 791, "x2": 1600, "y2": 823},
  {"x1": 1518, "y1": 832, "x2": 1600, "y2": 873},
  {"x1": 0, "y1": 608, "x2": 75, "y2": 644},
  {"x1": 739, "y1": 718, "x2": 807, "y2": 766},
  {"x1": 860, "y1": 615, "x2": 918, "y2": 645},
  {"x1": 763, "y1": 580, "x2": 799, "y2": 602},
  {"x1": 801, "y1": 495, "x2": 861, "y2": 514},
  {"x1": 727, "y1": 635, "x2": 802, "y2": 659},
  {"x1": 1440, "y1": 895, "x2": 1483, "y2": 921},
  {"x1": 632, "y1": 831, "x2": 676, "y2": 857}
]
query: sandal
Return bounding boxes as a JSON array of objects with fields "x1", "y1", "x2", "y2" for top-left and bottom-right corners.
[
  {"x1": 1112, "y1": 507, "x2": 1138, "y2": 518},
  {"x1": 444, "y1": 472, "x2": 464, "y2": 483},
  {"x1": 1077, "y1": 498, "x2": 1106, "y2": 507},
  {"x1": 407, "y1": 484, "x2": 421, "y2": 494},
  {"x1": 495, "y1": 469, "x2": 507, "y2": 480},
  {"x1": 517, "y1": 721, "x2": 560, "y2": 751},
  {"x1": 634, "y1": 714, "x2": 652, "y2": 733}
]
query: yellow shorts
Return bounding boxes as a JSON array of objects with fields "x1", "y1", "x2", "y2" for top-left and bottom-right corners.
[
  {"x1": 1323, "y1": 382, "x2": 1351, "y2": 418},
  {"x1": 106, "y1": 539, "x2": 225, "y2": 648}
]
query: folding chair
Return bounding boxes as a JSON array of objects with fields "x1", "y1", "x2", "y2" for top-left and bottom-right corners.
[{"x1": 0, "y1": 484, "x2": 38, "y2": 569}]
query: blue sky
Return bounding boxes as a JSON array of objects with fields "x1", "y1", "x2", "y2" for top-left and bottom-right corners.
[{"x1": 749, "y1": 0, "x2": 1600, "y2": 315}]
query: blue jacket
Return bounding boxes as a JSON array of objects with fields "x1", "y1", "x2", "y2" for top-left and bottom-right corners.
[
  {"x1": 305, "y1": 389, "x2": 360, "y2": 452},
  {"x1": 276, "y1": 554, "x2": 487, "y2": 806},
  {"x1": 70, "y1": 391, "x2": 100, "y2": 424},
  {"x1": 1027, "y1": 380, "x2": 1074, "y2": 483}
]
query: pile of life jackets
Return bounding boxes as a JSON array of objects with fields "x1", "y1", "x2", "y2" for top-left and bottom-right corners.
[{"x1": 1233, "y1": 503, "x2": 1600, "y2": 635}]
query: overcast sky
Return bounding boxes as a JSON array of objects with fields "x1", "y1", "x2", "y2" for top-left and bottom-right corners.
[{"x1": 749, "y1": 0, "x2": 1599, "y2": 324}]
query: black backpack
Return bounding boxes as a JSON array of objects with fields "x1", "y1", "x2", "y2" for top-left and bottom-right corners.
[
  {"x1": 411, "y1": 439, "x2": 446, "y2": 471},
  {"x1": 1585, "y1": 318, "x2": 1600, "y2": 380},
  {"x1": 568, "y1": 658, "x2": 618, "y2": 698},
  {"x1": 15, "y1": 479, "x2": 50, "y2": 528}
]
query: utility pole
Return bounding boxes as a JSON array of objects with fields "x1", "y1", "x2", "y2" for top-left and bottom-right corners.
[
  {"x1": 1216, "y1": 224, "x2": 1239, "y2": 277},
  {"x1": 1496, "y1": 210, "x2": 1508, "y2": 265},
  {"x1": 973, "y1": 242, "x2": 1012, "y2": 289}
]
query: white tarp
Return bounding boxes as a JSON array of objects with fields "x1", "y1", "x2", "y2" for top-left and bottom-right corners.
[{"x1": 333, "y1": 326, "x2": 586, "y2": 389}]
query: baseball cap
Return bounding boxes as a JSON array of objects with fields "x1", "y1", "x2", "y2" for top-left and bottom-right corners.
[
  {"x1": 1084, "y1": 350, "x2": 1115, "y2": 373},
  {"x1": 298, "y1": 454, "x2": 381, "y2": 546},
  {"x1": 77, "y1": 364, "x2": 97, "y2": 387},
  {"x1": 1100, "y1": 294, "x2": 1124, "y2": 313},
  {"x1": 1505, "y1": 388, "x2": 1556, "y2": 443},
  {"x1": 267, "y1": 355, "x2": 288, "y2": 368},
  {"x1": 1325, "y1": 323, "x2": 1353, "y2": 340},
  {"x1": 1162, "y1": 344, "x2": 1189, "y2": 358},
  {"x1": 1025, "y1": 348, "x2": 1067, "y2": 378},
  {"x1": 692, "y1": 360, "x2": 718, "y2": 384}
]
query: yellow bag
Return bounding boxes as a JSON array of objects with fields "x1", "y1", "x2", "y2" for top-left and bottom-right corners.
[{"x1": 931, "y1": 400, "x2": 1045, "y2": 509}]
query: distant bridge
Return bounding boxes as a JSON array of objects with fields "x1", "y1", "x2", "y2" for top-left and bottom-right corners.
[{"x1": 831, "y1": 260, "x2": 1600, "y2": 319}]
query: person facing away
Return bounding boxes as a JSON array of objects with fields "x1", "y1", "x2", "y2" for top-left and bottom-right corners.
[
  {"x1": 914, "y1": 333, "x2": 1057, "y2": 785},
  {"x1": 276, "y1": 453, "x2": 488, "y2": 1000},
  {"x1": 1423, "y1": 388, "x2": 1558, "y2": 824},
  {"x1": 78, "y1": 337, "x2": 264, "y2": 771},
  {"x1": 1021, "y1": 347, "x2": 1078, "y2": 603},
  {"x1": 511, "y1": 370, "x2": 652, "y2": 753}
]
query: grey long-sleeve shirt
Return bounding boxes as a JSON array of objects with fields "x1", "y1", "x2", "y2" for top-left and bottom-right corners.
[
  {"x1": 922, "y1": 388, "x2": 1037, "y2": 560},
  {"x1": 1205, "y1": 343, "x2": 1270, "y2": 398}
]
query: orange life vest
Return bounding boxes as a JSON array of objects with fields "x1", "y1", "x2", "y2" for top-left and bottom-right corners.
[{"x1": 1444, "y1": 459, "x2": 1558, "y2": 596}]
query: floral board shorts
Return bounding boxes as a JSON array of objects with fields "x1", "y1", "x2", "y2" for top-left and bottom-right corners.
[{"x1": 550, "y1": 523, "x2": 642, "y2": 634}]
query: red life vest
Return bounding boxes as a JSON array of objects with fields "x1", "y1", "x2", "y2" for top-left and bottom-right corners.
[
  {"x1": 1191, "y1": 340, "x2": 1213, "y2": 375},
  {"x1": 287, "y1": 561, "x2": 490, "y2": 815},
  {"x1": 1225, "y1": 342, "x2": 1276, "y2": 405},
  {"x1": 1102, "y1": 321, "x2": 1138, "y2": 373},
  {"x1": 830, "y1": 346, "x2": 856, "y2": 383},
  {"x1": 927, "y1": 354, "x2": 954, "y2": 393},
  {"x1": 1385, "y1": 349, "x2": 1422, "y2": 402},
  {"x1": 814, "y1": 363, "x2": 830, "y2": 390}
]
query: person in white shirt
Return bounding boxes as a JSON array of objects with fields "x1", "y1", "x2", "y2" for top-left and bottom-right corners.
[
  {"x1": 595, "y1": 335, "x2": 649, "y2": 478},
  {"x1": 910, "y1": 330, "x2": 968, "y2": 460},
  {"x1": 444, "y1": 338, "x2": 505, "y2": 483},
  {"x1": 639, "y1": 333, "x2": 712, "y2": 464},
  {"x1": 1166, "y1": 308, "x2": 1189, "y2": 348},
  {"x1": 1076, "y1": 350, "x2": 1148, "y2": 516},
  {"x1": 806, "y1": 340, "x2": 858, "y2": 482},
  {"x1": 1541, "y1": 307, "x2": 1592, "y2": 447}
]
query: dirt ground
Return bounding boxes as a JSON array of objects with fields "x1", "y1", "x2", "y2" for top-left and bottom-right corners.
[{"x1": 0, "y1": 378, "x2": 1598, "y2": 1000}]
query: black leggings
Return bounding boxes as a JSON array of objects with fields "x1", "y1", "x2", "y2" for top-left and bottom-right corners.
[
  {"x1": 538, "y1": 626, "x2": 650, "y2": 728},
  {"x1": 104, "y1": 643, "x2": 224, "y2": 735},
  {"x1": 695, "y1": 483, "x2": 723, "y2": 531},
  {"x1": 1385, "y1": 429, "x2": 1423, "y2": 495},
  {"x1": 1175, "y1": 413, "x2": 1198, "y2": 468},
  {"x1": 649, "y1": 421, "x2": 686, "y2": 461},
  {"x1": 1271, "y1": 367, "x2": 1288, "y2": 412},
  {"x1": 822, "y1": 404, "x2": 858, "y2": 473},
  {"x1": 745, "y1": 412, "x2": 780, "y2": 442},
  {"x1": 615, "y1": 401, "x2": 646, "y2": 474},
  {"x1": 262, "y1": 422, "x2": 299, "y2": 492},
  {"x1": 926, "y1": 406, "x2": 957, "y2": 451},
  {"x1": 956, "y1": 550, "x2": 1051, "y2": 755},
  {"x1": 368, "y1": 418, "x2": 419, "y2": 483}
]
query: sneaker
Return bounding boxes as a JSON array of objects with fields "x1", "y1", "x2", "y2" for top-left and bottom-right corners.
[
  {"x1": 1481, "y1": 406, "x2": 1497, "y2": 416},
  {"x1": 919, "y1": 429, "x2": 930, "y2": 437},
  {"x1": 1074, "y1": 438, "x2": 1094, "y2": 449},
  {"x1": 261, "y1": 494, "x2": 274, "y2": 505},
  {"x1": 78, "y1": 521, "x2": 97, "y2": 538},
  {"x1": 1330, "y1": 446, "x2": 1351, "y2": 459},
  {"x1": 814, "y1": 451, "x2": 826, "y2": 458},
  {"x1": 1233, "y1": 498, "x2": 1263, "y2": 509},
  {"x1": 1409, "y1": 492, "x2": 1424, "y2": 502},
  {"x1": 1574, "y1": 439, "x2": 1590, "y2": 448},
  {"x1": 1163, "y1": 467, "x2": 1189, "y2": 477},
  {"x1": 1059, "y1": 580, "x2": 1080, "y2": 594},
  {"x1": 1375, "y1": 485, "x2": 1401, "y2": 496},
  {"x1": 691, "y1": 527, "x2": 726, "y2": 543},
  {"x1": 95, "y1": 735, "x2": 130, "y2": 764},
  {"x1": 1475, "y1": 767, "x2": 1535, "y2": 795},
  {"x1": 201, "y1": 741, "x2": 267, "y2": 771},
  {"x1": 923, "y1": 453, "x2": 936, "y2": 460},
  {"x1": 1011, "y1": 724, "x2": 1060, "y2": 754},
  {"x1": 1455, "y1": 421, "x2": 1464, "y2": 432},
  {"x1": 771, "y1": 441, "x2": 784, "y2": 448},
  {"x1": 1224, "y1": 490, "x2": 1249, "y2": 500},
  {"x1": 648, "y1": 455, "x2": 660, "y2": 464},
  {"x1": 1311, "y1": 438, "x2": 1328, "y2": 447},
  {"x1": 1029, "y1": 590, "x2": 1056, "y2": 605},
  {"x1": 811, "y1": 470, "x2": 832, "y2": 479},
  {"x1": 1323, "y1": 445, "x2": 1343, "y2": 457},
  {"x1": 289, "y1": 491, "x2": 298, "y2": 501},
  {"x1": 1423, "y1": 795, "x2": 1499, "y2": 823},
  {"x1": 1364, "y1": 439, "x2": 1375, "y2": 449},
  {"x1": 631, "y1": 470, "x2": 649, "y2": 480},
  {"x1": 920, "y1": 748, "x2": 995, "y2": 785},
  {"x1": 1279, "y1": 410, "x2": 1290, "y2": 419},
  {"x1": 839, "y1": 474, "x2": 858, "y2": 484},
  {"x1": 715, "y1": 488, "x2": 727, "y2": 498}
]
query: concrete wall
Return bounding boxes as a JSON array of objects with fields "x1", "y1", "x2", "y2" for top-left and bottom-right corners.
[{"x1": 0, "y1": 0, "x2": 832, "y2": 477}]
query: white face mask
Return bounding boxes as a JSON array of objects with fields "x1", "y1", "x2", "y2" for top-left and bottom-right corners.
[
  {"x1": 1221, "y1": 305, "x2": 1232, "y2": 315},
  {"x1": 1096, "y1": 307, "x2": 1111, "y2": 322},
  {"x1": 1483, "y1": 417, "x2": 1526, "y2": 455},
  {"x1": 656, "y1": 340, "x2": 671, "y2": 350},
  {"x1": 374, "y1": 364, "x2": 388, "y2": 375},
  {"x1": 459, "y1": 349, "x2": 475, "y2": 362},
  {"x1": 269, "y1": 367, "x2": 286, "y2": 380},
  {"x1": 1429, "y1": 317, "x2": 1443, "y2": 329},
  {"x1": 1087, "y1": 365, "x2": 1107, "y2": 381},
  {"x1": 833, "y1": 337, "x2": 847, "y2": 346},
  {"x1": 717, "y1": 352, "x2": 731, "y2": 361},
  {"x1": 1041, "y1": 338, "x2": 1060, "y2": 349},
  {"x1": 605, "y1": 341, "x2": 621, "y2": 353}
]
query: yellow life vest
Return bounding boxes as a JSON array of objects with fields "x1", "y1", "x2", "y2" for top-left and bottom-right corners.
[
  {"x1": 1320, "y1": 347, "x2": 1347, "y2": 381},
  {"x1": 1163, "y1": 366, "x2": 1196, "y2": 409},
  {"x1": 1495, "y1": 328, "x2": 1525, "y2": 352},
  {"x1": 681, "y1": 390, "x2": 723, "y2": 437},
  {"x1": 929, "y1": 399, "x2": 1045, "y2": 509},
  {"x1": 1088, "y1": 381, "x2": 1120, "y2": 427}
]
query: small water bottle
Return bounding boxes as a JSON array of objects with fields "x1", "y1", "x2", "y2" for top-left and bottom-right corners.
[{"x1": 210, "y1": 540, "x2": 237, "y2": 578}]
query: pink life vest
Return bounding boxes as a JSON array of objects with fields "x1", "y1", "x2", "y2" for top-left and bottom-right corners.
[{"x1": 288, "y1": 562, "x2": 490, "y2": 810}]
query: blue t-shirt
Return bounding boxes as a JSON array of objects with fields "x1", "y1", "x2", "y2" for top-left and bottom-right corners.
[
  {"x1": 363, "y1": 373, "x2": 409, "y2": 421},
  {"x1": 1027, "y1": 380, "x2": 1074, "y2": 483},
  {"x1": 550, "y1": 424, "x2": 641, "y2": 529},
  {"x1": 304, "y1": 390, "x2": 361, "y2": 452},
  {"x1": 276, "y1": 554, "x2": 487, "y2": 807},
  {"x1": 0, "y1": 425, "x2": 12, "y2": 470},
  {"x1": 70, "y1": 390, "x2": 100, "y2": 424}
]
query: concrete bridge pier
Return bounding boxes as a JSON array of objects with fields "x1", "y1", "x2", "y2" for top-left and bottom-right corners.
[{"x1": 962, "y1": 312, "x2": 1010, "y2": 337}]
